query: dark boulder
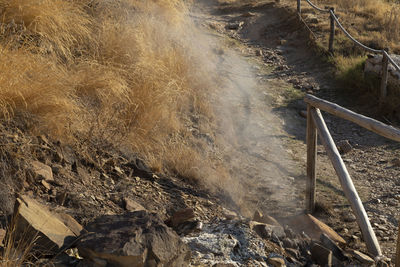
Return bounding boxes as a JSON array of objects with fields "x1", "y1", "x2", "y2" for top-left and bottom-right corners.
[{"x1": 78, "y1": 211, "x2": 191, "y2": 267}]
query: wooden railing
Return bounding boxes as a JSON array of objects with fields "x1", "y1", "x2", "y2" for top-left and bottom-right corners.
[{"x1": 304, "y1": 94, "x2": 400, "y2": 259}]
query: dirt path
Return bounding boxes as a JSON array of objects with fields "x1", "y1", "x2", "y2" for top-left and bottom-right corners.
[
  {"x1": 190, "y1": 1, "x2": 307, "y2": 219},
  {"x1": 193, "y1": 0, "x2": 399, "y2": 261}
]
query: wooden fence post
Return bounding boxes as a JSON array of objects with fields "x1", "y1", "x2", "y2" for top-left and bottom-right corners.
[
  {"x1": 380, "y1": 48, "x2": 389, "y2": 111},
  {"x1": 297, "y1": 0, "x2": 301, "y2": 18},
  {"x1": 306, "y1": 104, "x2": 317, "y2": 213},
  {"x1": 329, "y1": 8, "x2": 335, "y2": 54}
]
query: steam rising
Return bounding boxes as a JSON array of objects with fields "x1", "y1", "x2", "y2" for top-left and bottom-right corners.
[{"x1": 182, "y1": 7, "x2": 303, "y2": 217}]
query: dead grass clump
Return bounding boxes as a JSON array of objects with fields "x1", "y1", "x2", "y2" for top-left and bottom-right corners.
[
  {"x1": 0, "y1": 45, "x2": 77, "y2": 136},
  {"x1": 0, "y1": 0, "x2": 93, "y2": 60},
  {"x1": 383, "y1": 7, "x2": 400, "y2": 43},
  {"x1": 86, "y1": 6, "x2": 218, "y2": 176},
  {"x1": 0, "y1": 215, "x2": 38, "y2": 267}
]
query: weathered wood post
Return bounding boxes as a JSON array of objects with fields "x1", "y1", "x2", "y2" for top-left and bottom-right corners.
[
  {"x1": 306, "y1": 104, "x2": 317, "y2": 213},
  {"x1": 396, "y1": 219, "x2": 400, "y2": 267},
  {"x1": 297, "y1": 0, "x2": 301, "y2": 18},
  {"x1": 329, "y1": 8, "x2": 335, "y2": 54},
  {"x1": 380, "y1": 48, "x2": 389, "y2": 111}
]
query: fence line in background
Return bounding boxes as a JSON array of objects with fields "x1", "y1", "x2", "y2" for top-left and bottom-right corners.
[{"x1": 296, "y1": 0, "x2": 398, "y2": 109}]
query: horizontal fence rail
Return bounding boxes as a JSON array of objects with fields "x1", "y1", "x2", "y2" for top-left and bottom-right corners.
[{"x1": 304, "y1": 94, "x2": 400, "y2": 142}]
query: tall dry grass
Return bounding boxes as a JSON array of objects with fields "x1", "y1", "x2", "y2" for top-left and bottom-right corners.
[
  {"x1": 0, "y1": 214, "x2": 39, "y2": 267},
  {"x1": 0, "y1": 0, "x2": 221, "y2": 183},
  {"x1": 0, "y1": 0, "x2": 93, "y2": 60}
]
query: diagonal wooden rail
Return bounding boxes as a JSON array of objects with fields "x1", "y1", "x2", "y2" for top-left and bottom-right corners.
[{"x1": 303, "y1": 94, "x2": 400, "y2": 258}]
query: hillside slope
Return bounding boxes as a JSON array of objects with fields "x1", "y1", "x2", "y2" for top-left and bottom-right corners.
[{"x1": 0, "y1": 0, "x2": 397, "y2": 266}]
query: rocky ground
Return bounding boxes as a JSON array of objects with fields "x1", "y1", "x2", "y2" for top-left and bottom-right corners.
[{"x1": 0, "y1": 0, "x2": 398, "y2": 266}]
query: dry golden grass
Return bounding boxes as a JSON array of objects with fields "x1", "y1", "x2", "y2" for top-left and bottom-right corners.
[
  {"x1": 0, "y1": 0, "x2": 93, "y2": 60},
  {"x1": 0, "y1": 46, "x2": 76, "y2": 132},
  {"x1": 0, "y1": 0, "x2": 224, "y2": 184},
  {"x1": 0, "y1": 214, "x2": 39, "y2": 267}
]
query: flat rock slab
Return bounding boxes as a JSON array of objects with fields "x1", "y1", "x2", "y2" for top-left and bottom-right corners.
[
  {"x1": 31, "y1": 161, "x2": 54, "y2": 181},
  {"x1": 14, "y1": 195, "x2": 82, "y2": 254},
  {"x1": 123, "y1": 197, "x2": 145, "y2": 212},
  {"x1": 353, "y1": 250, "x2": 374, "y2": 265},
  {"x1": 286, "y1": 214, "x2": 346, "y2": 244},
  {"x1": 320, "y1": 233, "x2": 347, "y2": 261},
  {"x1": 78, "y1": 211, "x2": 190, "y2": 267}
]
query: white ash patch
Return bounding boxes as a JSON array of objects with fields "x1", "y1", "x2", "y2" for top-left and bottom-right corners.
[{"x1": 182, "y1": 219, "x2": 269, "y2": 266}]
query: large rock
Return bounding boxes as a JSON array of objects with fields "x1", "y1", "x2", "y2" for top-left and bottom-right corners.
[
  {"x1": 13, "y1": 195, "x2": 82, "y2": 254},
  {"x1": 267, "y1": 256, "x2": 286, "y2": 267},
  {"x1": 250, "y1": 221, "x2": 285, "y2": 240},
  {"x1": 286, "y1": 214, "x2": 346, "y2": 244},
  {"x1": 78, "y1": 211, "x2": 191, "y2": 267},
  {"x1": 336, "y1": 140, "x2": 352, "y2": 155},
  {"x1": 31, "y1": 161, "x2": 54, "y2": 181},
  {"x1": 167, "y1": 208, "x2": 195, "y2": 227}
]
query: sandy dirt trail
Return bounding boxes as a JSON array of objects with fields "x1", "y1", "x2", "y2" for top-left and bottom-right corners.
[{"x1": 190, "y1": 0, "x2": 307, "y2": 219}]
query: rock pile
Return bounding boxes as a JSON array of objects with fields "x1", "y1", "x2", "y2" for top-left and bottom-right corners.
[{"x1": 0, "y1": 196, "x2": 391, "y2": 266}]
